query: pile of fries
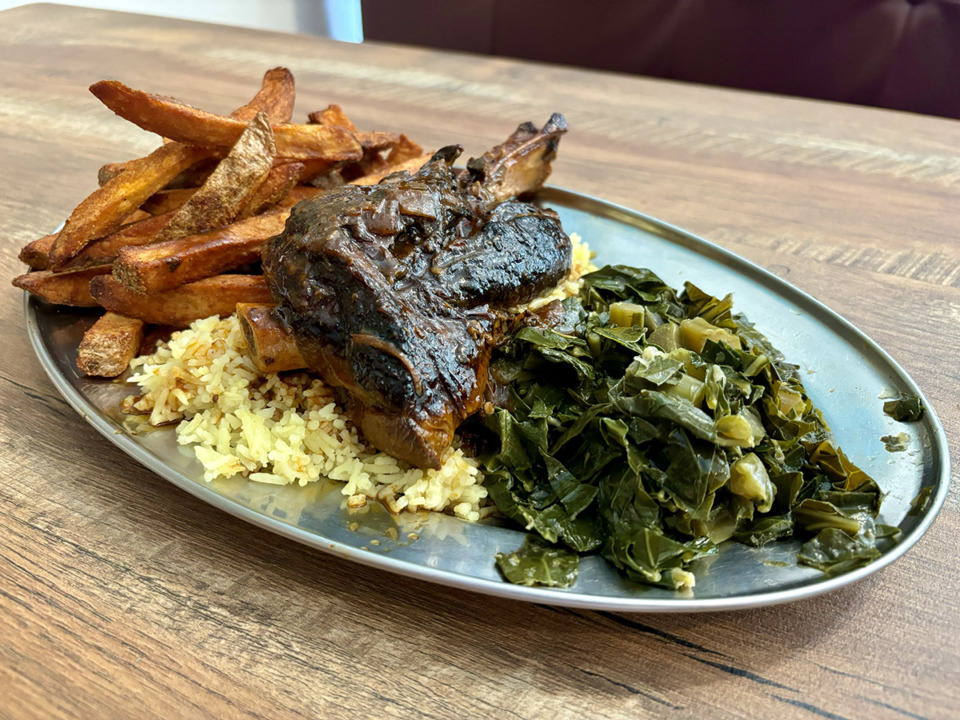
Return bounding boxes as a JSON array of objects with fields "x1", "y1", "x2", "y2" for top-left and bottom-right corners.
[{"x1": 14, "y1": 68, "x2": 431, "y2": 377}]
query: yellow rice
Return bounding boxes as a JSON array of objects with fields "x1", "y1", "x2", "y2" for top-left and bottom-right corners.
[{"x1": 125, "y1": 234, "x2": 594, "y2": 521}]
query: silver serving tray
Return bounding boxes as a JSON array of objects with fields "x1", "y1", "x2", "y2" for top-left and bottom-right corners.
[{"x1": 25, "y1": 188, "x2": 950, "y2": 612}]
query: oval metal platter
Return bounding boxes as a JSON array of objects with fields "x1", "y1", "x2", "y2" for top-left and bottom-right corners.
[{"x1": 25, "y1": 187, "x2": 950, "y2": 612}]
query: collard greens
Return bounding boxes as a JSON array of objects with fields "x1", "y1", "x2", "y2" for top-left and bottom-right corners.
[{"x1": 479, "y1": 265, "x2": 895, "y2": 590}]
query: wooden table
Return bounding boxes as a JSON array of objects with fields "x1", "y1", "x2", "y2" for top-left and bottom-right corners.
[{"x1": 1, "y1": 5, "x2": 957, "y2": 718}]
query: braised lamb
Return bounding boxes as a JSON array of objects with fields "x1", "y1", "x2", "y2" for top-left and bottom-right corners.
[{"x1": 263, "y1": 115, "x2": 570, "y2": 468}]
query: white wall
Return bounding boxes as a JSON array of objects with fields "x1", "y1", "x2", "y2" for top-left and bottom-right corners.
[{"x1": 0, "y1": 0, "x2": 363, "y2": 41}]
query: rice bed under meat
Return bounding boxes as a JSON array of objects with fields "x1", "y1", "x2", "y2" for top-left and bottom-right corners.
[{"x1": 125, "y1": 234, "x2": 594, "y2": 521}]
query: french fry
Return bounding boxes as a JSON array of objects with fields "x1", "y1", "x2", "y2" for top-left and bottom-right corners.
[
  {"x1": 113, "y1": 208, "x2": 289, "y2": 293},
  {"x1": 90, "y1": 80, "x2": 362, "y2": 162},
  {"x1": 155, "y1": 112, "x2": 276, "y2": 242},
  {"x1": 19, "y1": 233, "x2": 57, "y2": 270},
  {"x1": 357, "y1": 131, "x2": 403, "y2": 152},
  {"x1": 93, "y1": 68, "x2": 294, "y2": 186},
  {"x1": 236, "y1": 303, "x2": 305, "y2": 373},
  {"x1": 13, "y1": 265, "x2": 110, "y2": 307},
  {"x1": 101, "y1": 156, "x2": 221, "y2": 189},
  {"x1": 306, "y1": 107, "x2": 399, "y2": 150},
  {"x1": 32, "y1": 154, "x2": 416, "y2": 276},
  {"x1": 307, "y1": 105, "x2": 358, "y2": 132},
  {"x1": 309, "y1": 105, "x2": 408, "y2": 180},
  {"x1": 97, "y1": 161, "x2": 126, "y2": 186},
  {"x1": 236, "y1": 162, "x2": 304, "y2": 219},
  {"x1": 113, "y1": 157, "x2": 433, "y2": 295},
  {"x1": 386, "y1": 134, "x2": 424, "y2": 165},
  {"x1": 304, "y1": 107, "x2": 368, "y2": 181},
  {"x1": 76, "y1": 312, "x2": 146, "y2": 377},
  {"x1": 89, "y1": 274, "x2": 271, "y2": 327},
  {"x1": 140, "y1": 187, "x2": 196, "y2": 215},
  {"x1": 232, "y1": 67, "x2": 295, "y2": 124},
  {"x1": 48, "y1": 142, "x2": 212, "y2": 268},
  {"x1": 20, "y1": 209, "x2": 159, "y2": 270},
  {"x1": 59, "y1": 211, "x2": 178, "y2": 270}
]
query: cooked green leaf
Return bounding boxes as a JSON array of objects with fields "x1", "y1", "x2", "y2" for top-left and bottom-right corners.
[
  {"x1": 797, "y1": 527, "x2": 881, "y2": 575},
  {"x1": 734, "y1": 513, "x2": 794, "y2": 546},
  {"x1": 495, "y1": 536, "x2": 579, "y2": 587},
  {"x1": 883, "y1": 392, "x2": 924, "y2": 421},
  {"x1": 908, "y1": 485, "x2": 934, "y2": 517},
  {"x1": 477, "y1": 264, "x2": 890, "y2": 592},
  {"x1": 881, "y1": 432, "x2": 910, "y2": 452}
]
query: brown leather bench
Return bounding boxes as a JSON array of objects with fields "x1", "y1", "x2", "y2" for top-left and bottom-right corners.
[{"x1": 363, "y1": 0, "x2": 960, "y2": 120}]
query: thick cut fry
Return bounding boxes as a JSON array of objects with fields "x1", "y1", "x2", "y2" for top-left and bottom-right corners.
[
  {"x1": 90, "y1": 81, "x2": 362, "y2": 162},
  {"x1": 89, "y1": 274, "x2": 271, "y2": 327},
  {"x1": 19, "y1": 233, "x2": 57, "y2": 270},
  {"x1": 101, "y1": 156, "x2": 218, "y2": 189},
  {"x1": 13, "y1": 265, "x2": 110, "y2": 307},
  {"x1": 303, "y1": 107, "x2": 360, "y2": 184},
  {"x1": 48, "y1": 142, "x2": 211, "y2": 268},
  {"x1": 232, "y1": 67, "x2": 295, "y2": 124},
  {"x1": 113, "y1": 171, "x2": 409, "y2": 294},
  {"x1": 236, "y1": 303, "x2": 305, "y2": 373},
  {"x1": 237, "y1": 162, "x2": 304, "y2": 219},
  {"x1": 156, "y1": 112, "x2": 276, "y2": 242},
  {"x1": 97, "y1": 161, "x2": 126, "y2": 186},
  {"x1": 309, "y1": 105, "x2": 408, "y2": 181},
  {"x1": 20, "y1": 209, "x2": 158, "y2": 270},
  {"x1": 76, "y1": 313, "x2": 145, "y2": 377},
  {"x1": 44, "y1": 157, "x2": 400, "y2": 276},
  {"x1": 59, "y1": 211, "x2": 177, "y2": 270},
  {"x1": 94, "y1": 67, "x2": 296, "y2": 186},
  {"x1": 140, "y1": 188, "x2": 196, "y2": 215},
  {"x1": 357, "y1": 131, "x2": 403, "y2": 151},
  {"x1": 310, "y1": 105, "x2": 406, "y2": 155},
  {"x1": 387, "y1": 134, "x2": 424, "y2": 164},
  {"x1": 113, "y1": 208, "x2": 289, "y2": 293},
  {"x1": 307, "y1": 105, "x2": 358, "y2": 132}
]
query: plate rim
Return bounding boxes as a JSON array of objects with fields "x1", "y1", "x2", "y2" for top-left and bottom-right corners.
[{"x1": 23, "y1": 186, "x2": 952, "y2": 612}]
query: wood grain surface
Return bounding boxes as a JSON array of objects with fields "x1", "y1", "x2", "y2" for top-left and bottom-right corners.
[{"x1": 1, "y1": 4, "x2": 958, "y2": 719}]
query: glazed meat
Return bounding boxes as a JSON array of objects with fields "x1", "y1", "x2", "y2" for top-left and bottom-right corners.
[{"x1": 263, "y1": 115, "x2": 570, "y2": 468}]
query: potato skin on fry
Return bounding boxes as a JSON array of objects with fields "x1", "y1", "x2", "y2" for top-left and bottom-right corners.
[
  {"x1": 90, "y1": 80, "x2": 362, "y2": 162},
  {"x1": 89, "y1": 274, "x2": 271, "y2": 327},
  {"x1": 234, "y1": 67, "x2": 295, "y2": 124},
  {"x1": 111, "y1": 154, "x2": 437, "y2": 295},
  {"x1": 237, "y1": 162, "x2": 303, "y2": 219},
  {"x1": 17, "y1": 66, "x2": 431, "y2": 376},
  {"x1": 93, "y1": 67, "x2": 295, "y2": 187},
  {"x1": 113, "y1": 209, "x2": 289, "y2": 294},
  {"x1": 156, "y1": 112, "x2": 276, "y2": 242},
  {"x1": 76, "y1": 313, "x2": 145, "y2": 377},
  {"x1": 308, "y1": 104, "x2": 358, "y2": 132},
  {"x1": 18, "y1": 233, "x2": 57, "y2": 270},
  {"x1": 65, "y1": 211, "x2": 178, "y2": 270},
  {"x1": 13, "y1": 266, "x2": 110, "y2": 307},
  {"x1": 48, "y1": 142, "x2": 211, "y2": 268}
]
